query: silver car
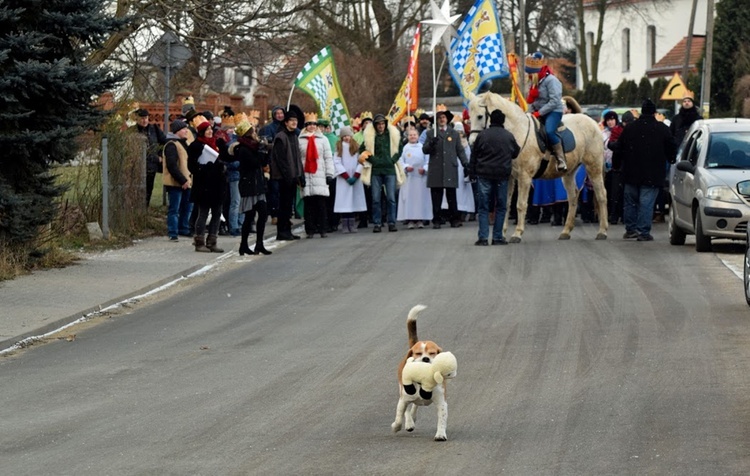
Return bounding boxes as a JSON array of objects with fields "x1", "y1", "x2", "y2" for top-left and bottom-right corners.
[{"x1": 669, "y1": 118, "x2": 750, "y2": 252}]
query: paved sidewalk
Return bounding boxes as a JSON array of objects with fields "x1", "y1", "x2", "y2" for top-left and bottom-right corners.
[{"x1": 0, "y1": 227, "x2": 290, "y2": 353}]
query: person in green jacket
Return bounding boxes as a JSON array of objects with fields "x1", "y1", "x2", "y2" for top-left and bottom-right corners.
[{"x1": 359, "y1": 114, "x2": 401, "y2": 232}]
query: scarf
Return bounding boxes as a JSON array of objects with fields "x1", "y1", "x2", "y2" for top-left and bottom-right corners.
[
  {"x1": 197, "y1": 135, "x2": 218, "y2": 152},
  {"x1": 304, "y1": 135, "x2": 318, "y2": 174},
  {"x1": 237, "y1": 136, "x2": 259, "y2": 150}
]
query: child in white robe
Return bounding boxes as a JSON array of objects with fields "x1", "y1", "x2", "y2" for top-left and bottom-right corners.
[
  {"x1": 397, "y1": 129, "x2": 432, "y2": 228},
  {"x1": 333, "y1": 127, "x2": 367, "y2": 233}
]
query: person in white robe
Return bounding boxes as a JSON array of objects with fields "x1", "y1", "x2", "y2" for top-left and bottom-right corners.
[
  {"x1": 333, "y1": 126, "x2": 367, "y2": 233},
  {"x1": 397, "y1": 128, "x2": 432, "y2": 228}
]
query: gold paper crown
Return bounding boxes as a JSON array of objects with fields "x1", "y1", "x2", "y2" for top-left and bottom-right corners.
[
  {"x1": 234, "y1": 112, "x2": 248, "y2": 124},
  {"x1": 303, "y1": 112, "x2": 318, "y2": 124},
  {"x1": 189, "y1": 114, "x2": 207, "y2": 128},
  {"x1": 235, "y1": 120, "x2": 253, "y2": 137},
  {"x1": 360, "y1": 111, "x2": 373, "y2": 121},
  {"x1": 221, "y1": 115, "x2": 236, "y2": 129},
  {"x1": 351, "y1": 116, "x2": 362, "y2": 130},
  {"x1": 414, "y1": 108, "x2": 426, "y2": 117},
  {"x1": 436, "y1": 104, "x2": 448, "y2": 112}
]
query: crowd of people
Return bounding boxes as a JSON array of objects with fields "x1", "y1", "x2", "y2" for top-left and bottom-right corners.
[{"x1": 129, "y1": 53, "x2": 698, "y2": 252}]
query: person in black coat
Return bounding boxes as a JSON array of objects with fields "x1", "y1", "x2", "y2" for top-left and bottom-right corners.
[
  {"x1": 616, "y1": 99, "x2": 677, "y2": 241},
  {"x1": 468, "y1": 109, "x2": 520, "y2": 245},
  {"x1": 187, "y1": 120, "x2": 227, "y2": 252},
  {"x1": 669, "y1": 90, "x2": 702, "y2": 147},
  {"x1": 233, "y1": 120, "x2": 272, "y2": 255}
]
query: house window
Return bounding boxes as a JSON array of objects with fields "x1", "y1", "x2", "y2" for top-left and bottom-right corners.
[
  {"x1": 646, "y1": 26, "x2": 656, "y2": 68},
  {"x1": 622, "y1": 28, "x2": 630, "y2": 72},
  {"x1": 235, "y1": 68, "x2": 252, "y2": 88}
]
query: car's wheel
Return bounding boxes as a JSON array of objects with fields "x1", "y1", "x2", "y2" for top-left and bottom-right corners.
[
  {"x1": 694, "y1": 211, "x2": 712, "y2": 252},
  {"x1": 668, "y1": 206, "x2": 686, "y2": 245},
  {"x1": 744, "y1": 230, "x2": 750, "y2": 306}
]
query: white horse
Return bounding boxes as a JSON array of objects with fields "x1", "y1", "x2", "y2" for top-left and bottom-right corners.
[{"x1": 466, "y1": 91, "x2": 608, "y2": 242}]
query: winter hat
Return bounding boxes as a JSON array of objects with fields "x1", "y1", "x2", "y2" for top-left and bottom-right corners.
[
  {"x1": 170, "y1": 120, "x2": 188, "y2": 134},
  {"x1": 196, "y1": 120, "x2": 211, "y2": 135},
  {"x1": 134, "y1": 108, "x2": 149, "y2": 117},
  {"x1": 621, "y1": 111, "x2": 636, "y2": 125},
  {"x1": 490, "y1": 109, "x2": 506, "y2": 126},
  {"x1": 201, "y1": 111, "x2": 214, "y2": 121},
  {"x1": 222, "y1": 106, "x2": 235, "y2": 118},
  {"x1": 419, "y1": 113, "x2": 432, "y2": 122},
  {"x1": 284, "y1": 110, "x2": 298, "y2": 122},
  {"x1": 317, "y1": 117, "x2": 330, "y2": 127},
  {"x1": 338, "y1": 126, "x2": 353, "y2": 137},
  {"x1": 525, "y1": 51, "x2": 545, "y2": 74},
  {"x1": 373, "y1": 114, "x2": 387, "y2": 124},
  {"x1": 603, "y1": 110, "x2": 619, "y2": 122},
  {"x1": 641, "y1": 99, "x2": 656, "y2": 115}
]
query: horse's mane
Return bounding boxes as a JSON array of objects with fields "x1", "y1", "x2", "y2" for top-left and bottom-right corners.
[{"x1": 563, "y1": 96, "x2": 582, "y2": 114}]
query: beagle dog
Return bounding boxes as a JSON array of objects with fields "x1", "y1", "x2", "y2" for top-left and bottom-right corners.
[{"x1": 392, "y1": 304, "x2": 450, "y2": 441}]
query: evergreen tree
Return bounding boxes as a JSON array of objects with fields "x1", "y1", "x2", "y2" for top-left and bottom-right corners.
[
  {"x1": 712, "y1": 0, "x2": 750, "y2": 116},
  {"x1": 652, "y1": 77, "x2": 671, "y2": 110},
  {"x1": 637, "y1": 77, "x2": 653, "y2": 103},
  {"x1": 614, "y1": 79, "x2": 639, "y2": 105},
  {"x1": 0, "y1": 0, "x2": 124, "y2": 246}
]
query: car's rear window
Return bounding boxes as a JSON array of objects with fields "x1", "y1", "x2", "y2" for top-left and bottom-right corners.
[{"x1": 705, "y1": 132, "x2": 750, "y2": 169}]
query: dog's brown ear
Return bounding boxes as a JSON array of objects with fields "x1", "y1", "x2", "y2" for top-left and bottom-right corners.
[
  {"x1": 436, "y1": 346, "x2": 443, "y2": 354},
  {"x1": 406, "y1": 349, "x2": 414, "y2": 358}
]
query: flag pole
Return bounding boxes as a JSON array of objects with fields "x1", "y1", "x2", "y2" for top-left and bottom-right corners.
[{"x1": 285, "y1": 85, "x2": 295, "y2": 111}]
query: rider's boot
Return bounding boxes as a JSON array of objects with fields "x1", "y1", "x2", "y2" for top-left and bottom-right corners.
[{"x1": 552, "y1": 142, "x2": 567, "y2": 172}]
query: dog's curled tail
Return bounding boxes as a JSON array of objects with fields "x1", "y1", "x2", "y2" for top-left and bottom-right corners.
[{"x1": 407, "y1": 304, "x2": 427, "y2": 347}]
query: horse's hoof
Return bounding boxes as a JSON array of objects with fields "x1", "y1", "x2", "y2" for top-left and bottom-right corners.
[
  {"x1": 558, "y1": 233, "x2": 571, "y2": 240},
  {"x1": 595, "y1": 233, "x2": 608, "y2": 240},
  {"x1": 509, "y1": 236, "x2": 522, "y2": 244}
]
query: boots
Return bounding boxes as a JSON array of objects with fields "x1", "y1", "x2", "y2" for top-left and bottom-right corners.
[
  {"x1": 194, "y1": 235, "x2": 210, "y2": 253},
  {"x1": 253, "y1": 214, "x2": 271, "y2": 255},
  {"x1": 206, "y1": 235, "x2": 224, "y2": 253},
  {"x1": 341, "y1": 218, "x2": 351, "y2": 234},
  {"x1": 238, "y1": 240, "x2": 252, "y2": 256},
  {"x1": 552, "y1": 143, "x2": 567, "y2": 172}
]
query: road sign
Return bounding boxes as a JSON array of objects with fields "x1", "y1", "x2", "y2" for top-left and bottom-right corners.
[
  {"x1": 148, "y1": 32, "x2": 191, "y2": 70},
  {"x1": 661, "y1": 72, "x2": 687, "y2": 101}
]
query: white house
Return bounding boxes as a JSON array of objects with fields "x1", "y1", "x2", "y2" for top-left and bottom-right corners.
[{"x1": 579, "y1": 0, "x2": 712, "y2": 90}]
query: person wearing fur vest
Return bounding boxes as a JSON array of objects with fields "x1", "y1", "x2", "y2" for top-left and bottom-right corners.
[
  {"x1": 299, "y1": 112, "x2": 334, "y2": 238},
  {"x1": 359, "y1": 114, "x2": 401, "y2": 232}
]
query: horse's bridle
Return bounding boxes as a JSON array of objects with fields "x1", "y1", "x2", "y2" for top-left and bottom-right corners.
[{"x1": 469, "y1": 103, "x2": 534, "y2": 151}]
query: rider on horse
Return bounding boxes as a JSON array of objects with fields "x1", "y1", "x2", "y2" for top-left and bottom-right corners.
[{"x1": 525, "y1": 52, "x2": 567, "y2": 172}]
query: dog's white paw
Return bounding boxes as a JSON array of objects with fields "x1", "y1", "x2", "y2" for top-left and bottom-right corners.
[
  {"x1": 434, "y1": 432, "x2": 447, "y2": 441},
  {"x1": 391, "y1": 421, "x2": 402, "y2": 433},
  {"x1": 405, "y1": 422, "x2": 415, "y2": 432}
]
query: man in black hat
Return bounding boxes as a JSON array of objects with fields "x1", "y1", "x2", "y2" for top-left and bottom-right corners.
[
  {"x1": 417, "y1": 113, "x2": 433, "y2": 136},
  {"x1": 129, "y1": 108, "x2": 167, "y2": 206},
  {"x1": 468, "y1": 109, "x2": 520, "y2": 245},
  {"x1": 270, "y1": 111, "x2": 304, "y2": 240},
  {"x1": 422, "y1": 110, "x2": 469, "y2": 228},
  {"x1": 616, "y1": 99, "x2": 676, "y2": 241}
]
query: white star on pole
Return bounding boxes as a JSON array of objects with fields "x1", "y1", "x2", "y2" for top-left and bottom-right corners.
[{"x1": 420, "y1": 0, "x2": 461, "y2": 52}]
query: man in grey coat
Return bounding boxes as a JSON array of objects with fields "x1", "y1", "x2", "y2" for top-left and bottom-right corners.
[{"x1": 422, "y1": 110, "x2": 469, "y2": 228}]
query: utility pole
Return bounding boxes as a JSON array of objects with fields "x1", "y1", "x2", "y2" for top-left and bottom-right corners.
[
  {"x1": 519, "y1": 0, "x2": 525, "y2": 94},
  {"x1": 681, "y1": 0, "x2": 699, "y2": 82},
  {"x1": 701, "y1": 0, "x2": 715, "y2": 118}
]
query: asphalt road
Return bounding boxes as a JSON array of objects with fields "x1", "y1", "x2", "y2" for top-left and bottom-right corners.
[{"x1": 2, "y1": 222, "x2": 750, "y2": 475}]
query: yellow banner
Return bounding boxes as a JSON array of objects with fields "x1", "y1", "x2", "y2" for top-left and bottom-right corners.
[{"x1": 388, "y1": 27, "x2": 421, "y2": 124}]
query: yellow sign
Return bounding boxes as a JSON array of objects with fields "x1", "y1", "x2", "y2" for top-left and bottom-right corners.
[{"x1": 661, "y1": 73, "x2": 687, "y2": 100}]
